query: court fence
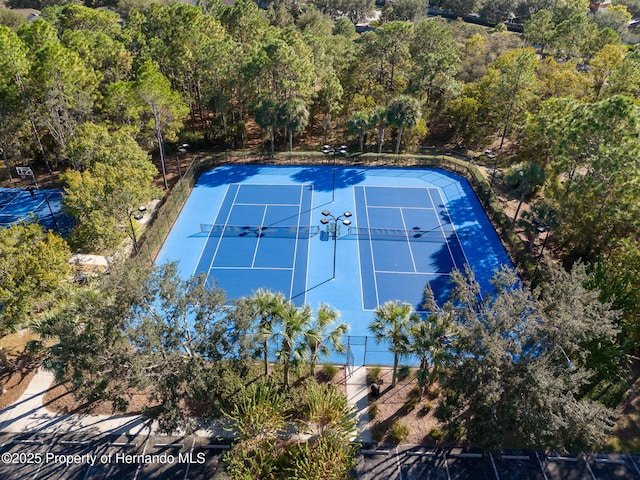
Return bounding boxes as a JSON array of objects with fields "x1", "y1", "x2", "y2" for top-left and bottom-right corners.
[{"x1": 135, "y1": 149, "x2": 532, "y2": 279}]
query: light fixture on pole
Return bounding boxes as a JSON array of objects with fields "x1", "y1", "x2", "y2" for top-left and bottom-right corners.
[
  {"x1": 532, "y1": 222, "x2": 550, "y2": 280},
  {"x1": 320, "y1": 210, "x2": 352, "y2": 280},
  {"x1": 128, "y1": 206, "x2": 146, "y2": 257},
  {"x1": 485, "y1": 150, "x2": 498, "y2": 187},
  {"x1": 322, "y1": 144, "x2": 348, "y2": 202}
]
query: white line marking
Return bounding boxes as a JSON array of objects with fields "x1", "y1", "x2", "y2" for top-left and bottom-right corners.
[
  {"x1": 251, "y1": 205, "x2": 268, "y2": 268},
  {"x1": 289, "y1": 185, "x2": 303, "y2": 300},
  {"x1": 192, "y1": 184, "x2": 231, "y2": 278},
  {"x1": 399, "y1": 207, "x2": 418, "y2": 273}
]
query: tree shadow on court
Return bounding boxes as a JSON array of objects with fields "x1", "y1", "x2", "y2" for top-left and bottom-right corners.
[
  {"x1": 291, "y1": 166, "x2": 366, "y2": 191},
  {"x1": 197, "y1": 164, "x2": 260, "y2": 187}
]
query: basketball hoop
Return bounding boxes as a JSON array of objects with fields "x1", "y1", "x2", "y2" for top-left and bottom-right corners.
[{"x1": 16, "y1": 166, "x2": 34, "y2": 180}]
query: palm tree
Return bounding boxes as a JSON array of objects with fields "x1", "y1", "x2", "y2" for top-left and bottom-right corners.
[
  {"x1": 369, "y1": 300, "x2": 420, "y2": 387},
  {"x1": 304, "y1": 304, "x2": 348, "y2": 377},
  {"x1": 410, "y1": 312, "x2": 454, "y2": 391},
  {"x1": 505, "y1": 162, "x2": 546, "y2": 227},
  {"x1": 347, "y1": 110, "x2": 371, "y2": 153},
  {"x1": 278, "y1": 302, "x2": 312, "y2": 388},
  {"x1": 252, "y1": 289, "x2": 286, "y2": 377},
  {"x1": 255, "y1": 98, "x2": 280, "y2": 154},
  {"x1": 386, "y1": 95, "x2": 421, "y2": 154},
  {"x1": 371, "y1": 106, "x2": 387, "y2": 154},
  {"x1": 279, "y1": 97, "x2": 309, "y2": 153}
]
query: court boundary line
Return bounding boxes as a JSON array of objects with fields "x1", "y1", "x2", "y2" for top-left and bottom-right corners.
[
  {"x1": 209, "y1": 266, "x2": 293, "y2": 271},
  {"x1": 191, "y1": 184, "x2": 231, "y2": 278},
  {"x1": 301, "y1": 186, "x2": 315, "y2": 305},
  {"x1": 426, "y1": 187, "x2": 459, "y2": 271},
  {"x1": 375, "y1": 270, "x2": 453, "y2": 276},
  {"x1": 353, "y1": 186, "x2": 367, "y2": 312},
  {"x1": 206, "y1": 185, "x2": 242, "y2": 277},
  {"x1": 432, "y1": 188, "x2": 472, "y2": 270},
  {"x1": 363, "y1": 187, "x2": 381, "y2": 308},
  {"x1": 366, "y1": 205, "x2": 438, "y2": 211},
  {"x1": 233, "y1": 202, "x2": 301, "y2": 207},
  {"x1": 288, "y1": 185, "x2": 304, "y2": 301}
]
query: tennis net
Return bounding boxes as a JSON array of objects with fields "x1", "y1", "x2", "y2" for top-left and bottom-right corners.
[
  {"x1": 346, "y1": 226, "x2": 459, "y2": 242},
  {"x1": 200, "y1": 224, "x2": 320, "y2": 238}
]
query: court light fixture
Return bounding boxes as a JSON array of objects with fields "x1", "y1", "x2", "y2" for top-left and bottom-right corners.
[{"x1": 320, "y1": 210, "x2": 353, "y2": 280}]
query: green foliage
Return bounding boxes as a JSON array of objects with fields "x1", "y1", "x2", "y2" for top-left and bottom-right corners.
[
  {"x1": 422, "y1": 401, "x2": 433, "y2": 414},
  {"x1": 438, "y1": 264, "x2": 621, "y2": 450},
  {"x1": 389, "y1": 420, "x2": 409, "y2": 443},
  {"x1": 320, "y1": 363, "x2": 338, "y2": 381},
  {"x1": 225, "y1": 378, "x2": 288, "y2": 441},
  {"x1": 368, "y1": 402, "x2": 379, "y2": 419},
  {"x1": 62, "y1": 124, "x2": 159, "y2": 253},
  {"x1": 370, "y1": 300, "x2": 420, "y2": 387},
  {"x1": 429, "y1": 427, "x2": 445, "y2": 442},
  {"x1": 366, "y1": 366, "x2": 381, "y2": 385},
  {"x1": 301, "y1": 382, "x2": 357, "y2": 438},
  {"x1": 0, "y1": 222, "x2": 72, "y2": 332}
]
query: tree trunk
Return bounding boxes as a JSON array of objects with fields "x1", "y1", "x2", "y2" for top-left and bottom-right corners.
[
  {"x1": 512, "y1": 190, "x2": 526, "y2": 227},
  {"x1": 395, "y1": 125, "x2": 403, "y2": 154},
  {"x1": 392, "y1": 352, "x2": 398, "y2": 387},
  {"x1": 2, "y1": 148, "x2": 12, "y2": 180},
  {"x1": 270, "y1": 127, "x2": 275, "y2": 154},
  {"x1": 378, "y1": 126, "x2": 385, "y2": 154},
  {"x1": 17, "y1": 73, "x2": 51, "y2": 174},
  {"x1": 289, "y1": 128, "x2": 293, "y2": 153},
  {"x1": 263, "y1": 341, "x2": 269, "y2": 376},
  {"x1": 359, "y1": 131, "x2": 364, "y2": 153},
  {"x1": 152, "y1": 106, "x2": 168, "y2": 190}
]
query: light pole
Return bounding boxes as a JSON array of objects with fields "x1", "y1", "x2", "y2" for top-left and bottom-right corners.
[
  {"x1": 322, "y1": 144, "x2": 348, "y2": 202},
  {"x1": 176, "y1": 143, "x2": 190, "y2": 180},
  {"x1": 320, "y1": 210, "x2": 352, "y2": 280},
  {"x1": 27, "y1": 186, "x2": 59, "y2": 232},
  {"x1": 485, "y1": 149, "x2": 498, "y2": 187},
  {"x1": 128, "y1": 206, "x2": 146, "y2": 257},
  {"x1": 532, "y1": 222, "x2": 550, "y2": 280}
]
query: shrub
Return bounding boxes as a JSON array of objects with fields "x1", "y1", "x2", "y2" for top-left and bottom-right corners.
[
  {"x1": 368, "y1": 403, "x2": 379, "y2": 419},
  {"x1": 398, "y1": 365, "x2": 411, "y2": 381},
  {"x1": 390, "y1": 420, "x2": 409, "y2": 443},
  {"x1": 320, "y1": 364, "x2": 338, "y2": 381},
  {"x1": 410, "y1": 384, "x2": 422, "y2": 398},
  {"x1": 366, "y1": 367, "x2": 381, "y2": 385},
  {"x1": 435, "y1": 401, "x2": 453, "y2": 422},
  {"x1": 426, "y1": 384, "x2": 440, "y2": 400},
  {"x1": 429, "y1": 427, "x2": 445, "y2": 442},
  {"x1": 422, "y1": 401, "x2": 433, "y2": 414},
  {"x1": 402, "y1": 394, "x2": 421, "y2": 413}
]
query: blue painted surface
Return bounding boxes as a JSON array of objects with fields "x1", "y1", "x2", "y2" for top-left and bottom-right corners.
[
  {"x1": 0, "y1": 188, "x2": 72, "y2": 234},
  {"x1": 156, "y1": 165, "x2": 512, "y2": 365}
]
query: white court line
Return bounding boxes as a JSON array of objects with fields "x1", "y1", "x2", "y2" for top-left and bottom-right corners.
[
  {"x1": 427, "y1": 187, "x2": 460, "y2": 271},
  {"x1": 366, "y1": 205, "x2": 437, "y2": 211},
  {"x1": 354, "y1": 187, "x2": 366, "y2": 311},
  {"x1": 289, "y1": 185, "x2": 304, "y2": 301},
  {"x1": 210, "y1": 266, "x2": 293, "y2": 271},
  {"x1": 234, "y1": 202, "x2": 300, "y2": 207},
  {"x1": 192, "y1": 184, "x2": 231, "y2": 278},
  {"x1": 376, "y1": 270, "x2": 452, "y2": 276},
  {"x1": 399, "y1": 208, "x2": 418, "y2": 273},
  {"x1": 251, "y1": 205, "x2": 268, "y2": 268},
  {"x1": 206, "y1": 186, "x2": 243, "y2": 278},
  {"x1": 363, "y1": 187, "x2": 381, "y2": 308}
]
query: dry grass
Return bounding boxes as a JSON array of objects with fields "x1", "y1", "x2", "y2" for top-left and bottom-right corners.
[
  {"x1": 0, "y1": 329, "x2": 45, "y2": 410},
  {"x1": 367, "y1": 367, "x2": 451, "y2": 445}
]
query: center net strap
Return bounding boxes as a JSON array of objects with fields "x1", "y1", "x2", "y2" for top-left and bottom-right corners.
[{"x1": 200, "y1": 224, "x2": 320, "y2": 238}]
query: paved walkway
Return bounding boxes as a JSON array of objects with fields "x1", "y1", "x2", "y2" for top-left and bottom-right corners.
[
  {"x1": 0, "y1": 365, "x2": 374, "y2": 442},
  {"x1": 345, "y1": 365, "x2": 372, "y2": 444}
]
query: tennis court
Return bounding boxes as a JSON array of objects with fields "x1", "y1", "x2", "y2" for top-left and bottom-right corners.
[
  {"x1": 0, "y1": 187, "x2": 67, "y2": 233},
  {"x1": 157, "y1": 165, "x2": 511, "y2": 365}
]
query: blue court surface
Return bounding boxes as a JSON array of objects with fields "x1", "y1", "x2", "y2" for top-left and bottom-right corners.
[
  {"x1": 0, "y1": 188, "x2": 69, "y2": 233},
  {"x1": 157, "y1": 165, "x2": 511, "y2": 365}
]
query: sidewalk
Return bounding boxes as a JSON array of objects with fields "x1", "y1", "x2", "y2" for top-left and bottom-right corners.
[
  {"x1": 345, "y1": 365, "x2": 372, "y2": 444},
  {"x1": 0, "y1": 367, "x2": 154, "y2": 437},
  {"x1": 0, "y1": 365, "x2": 374, "y2": 442}
]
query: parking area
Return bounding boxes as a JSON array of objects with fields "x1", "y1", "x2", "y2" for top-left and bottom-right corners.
[
  {"x1": 355, "y1": 446, "x2": 640, "y2": 480},
  {"x1": 0, "y1": 432, "x2": 230, "y2": 479},
  {"x1": 2, "y1": 433, "x2": 639, "y2": 479}
]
